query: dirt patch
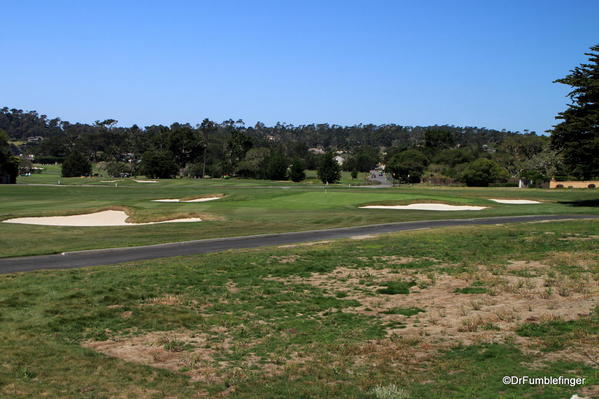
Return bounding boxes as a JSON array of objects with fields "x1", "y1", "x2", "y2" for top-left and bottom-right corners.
[
  {"x1": 372, "y1": 255, "x2": 436, "y2": 265},
  {"x1": 266, "y1": 263, "x2": 598, "y2": 345},
  {"x1": 528, "y1": 336, "x2": 599, "y2": 368},
  {"x1": 84, "y1": 330, "x2": 311, "y2": 385},
  {"x1": 84, "y1": 331, "x2": 223, "y2": 383},
  {"x1": 277, "y1": 241, "x2": 332, "y2": 249},
  {"x1": 544, "y1": 251, "x2": 598, "y2": 270},
  {"x1": 558, "y1": 235, "x2": 599, "y2": 241},
  {"x1": 269, "y1": 255, "x2": 300, "y2": 264},
  {"x1": 350, "y1": 235, "x2": 377, "y2": 240},
  {"x1": 143, "y1": 294, "x2": 184, "y2": 306}
]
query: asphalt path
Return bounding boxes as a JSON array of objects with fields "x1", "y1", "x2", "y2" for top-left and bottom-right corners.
[{"x1": 1, "y1": 214, "x2": 597, "y2": 274}]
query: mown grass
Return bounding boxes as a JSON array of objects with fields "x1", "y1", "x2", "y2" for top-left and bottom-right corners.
[
  {"x1": 0, "y1": 220, "x2": 597, "y2": 398},
  {"x1": 2, "y1": 165, "x2": 598, "y2": 257}
]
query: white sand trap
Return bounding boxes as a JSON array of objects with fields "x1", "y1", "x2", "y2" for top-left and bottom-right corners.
[
  {"x1": 152, "y1": 197, "x2": 222, "y2": 203},
  {"x1": 361, "y1": 204, "x2": 487, "y2": 211},
  {"x1": 489, "y1": 199, "x2": 541, "y2": 204},
  {"x1": 134, "y1": 179, "x2": 158, "y2": 183},
  {"x1": 181, "y1": 197, "x2": 221, "y2": 203},
  {"x1": 3, "y1": 210, "x2": 201, "y2": 227}
]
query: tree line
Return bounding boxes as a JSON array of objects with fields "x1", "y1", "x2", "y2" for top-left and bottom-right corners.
[
  {"x1": 2, "y1": 44, "x2": 597, "y2": 186},
  {"x1": 1, "y1": 112, "x2": 551, "y2": 186}
]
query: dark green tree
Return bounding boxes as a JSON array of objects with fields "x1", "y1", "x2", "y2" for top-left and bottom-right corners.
[
  {"x1": 318, "y1": 152, "x2": 341, "y2": 184},
  {"x1": 344, "y1": 146, "x2": 379, "y2": 172},
  {"x1": 289, "y1": 158, "x2": 306, "y2": 182},
  {"x1": 225, "y1": 130, "x2": 253, "y2": 175},
  {"x1": 266, "y1": 152, "x2": 289, "y2": 180},
  {"x1": 386, "y1": 149, "x2": 428, "y2": 183},
  {"x1": 141, "y1": 150, "x2": 178, "y2": 179},
  {"x1": 424, "y1": 129, "x2": 455, "y2": 150},
  {"x1": 106, "y1": 161, "x2": 129, "y2": 177},
  {"x1": 167, "y1": 125, "x2": 206, "y2": 170},
  {"x1": 460, "y1": 158, "x2": 508, "y2": 187},
  {"x1": 61, "y1": 150, "x2": 92, "y2": 177},
  {"x1": 236, "y1": 147, "x2": 270, "y2": 178},
  {"x1": 550, "y1": 44, "x2": 599, "y2": 179},
  {"x1": 0, "y1": 130, "x2": 19, "y2": 183}
]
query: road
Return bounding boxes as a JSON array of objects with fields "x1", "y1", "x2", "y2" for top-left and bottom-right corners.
[{"x1": 0, "y1": 214, "x2": 596, "y2": 274}]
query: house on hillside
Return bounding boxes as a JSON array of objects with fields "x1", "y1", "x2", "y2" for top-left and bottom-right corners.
[
  {"x1": 26, "y1": 136, "x2": 44, "y2": 144},
  {"x1": 308, "y1": 147, "x2": 325, "y2": 155}
]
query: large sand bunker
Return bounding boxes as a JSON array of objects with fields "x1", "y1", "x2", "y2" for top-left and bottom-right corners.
[
  {"x1": 133, "y1": 179, "x2": 158, "y2": 183},
  {"x1": 2, "y1": 210, "x2": 201, "y2": 227},
  {"x1": 152, "y1": 197, "x2": 222, "y2": 203},
  {"x1": 361, "y1": 203, "x2": 487, "y2": 211},
  {"x1": 489, "y1": 199, "x2": 541, "y2": 204}
]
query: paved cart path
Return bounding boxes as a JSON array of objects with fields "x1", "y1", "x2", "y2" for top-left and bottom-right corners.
[{"x1": 1, "y1": 214, "x2": 597, "y2": 274}]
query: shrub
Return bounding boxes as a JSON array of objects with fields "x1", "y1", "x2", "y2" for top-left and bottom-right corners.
[{"x1": 460, "y1": 158, "x2": 508, "y2": 187}]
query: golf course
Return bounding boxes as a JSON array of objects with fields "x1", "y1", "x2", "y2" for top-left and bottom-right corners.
[
  {"x1": 0, "y1": 165, "x2": 597, "y2": 259},
  {"x1": 0, "y1": 167, "x2": 598, "y2": 397},
  {"x1": 2, "y1": 3, "x2": 599, "y2": 397}
]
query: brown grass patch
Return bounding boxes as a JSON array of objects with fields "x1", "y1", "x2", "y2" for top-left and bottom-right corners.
[
  {"x1": 277, "y1": 241, "x2": 332, "y2": 249},
  {"x1": 269, "y1": 255, "x2": 300, "y2": 264},
  {"x1": 84, "y1": 330, "x2": 311, "y2": 386},
  {"x1": 266, "y1": 263, "x2": 598, "y2": 346},
  {"x1": 143, "y1": 294, "x2": 184, "y2": 306},
  {"x1": 543, "y1": 251, "x2": 599, "y2": 270}
]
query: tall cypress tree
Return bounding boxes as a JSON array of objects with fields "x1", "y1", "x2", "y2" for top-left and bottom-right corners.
[{"x1": 550, "y1": 44, "x2": 599, "y2": 179}]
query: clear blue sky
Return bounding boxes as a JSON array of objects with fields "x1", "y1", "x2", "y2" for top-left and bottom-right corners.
[{"x1": 2, "y1": 0, "x2": 598, "y2": 134}]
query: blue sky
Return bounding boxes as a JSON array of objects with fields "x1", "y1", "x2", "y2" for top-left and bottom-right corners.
[{"x1": 2, "y1": 0, "x2": 598, "y2": 134}]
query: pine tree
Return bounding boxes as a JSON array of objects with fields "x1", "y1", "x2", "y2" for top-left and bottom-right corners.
[
  {"x1": 289, "y1": 158, "x2": 306, "y2": 182},
  {"x1": 550, "y1": 44, "x2": 599, "y2": 179}
]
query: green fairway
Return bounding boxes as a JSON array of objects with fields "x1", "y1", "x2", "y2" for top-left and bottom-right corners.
[
  {"x1": 1, "y1": 168, "x2": 598, "y2": 257},
  {"x1": 0, "y1": 220, "x2": 597, "y2": 398}
]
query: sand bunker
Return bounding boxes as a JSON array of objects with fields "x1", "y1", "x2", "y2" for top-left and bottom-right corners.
[
  {"x1": 361, "y1": 204, "x2": 487, "y2": 211},
  {"x1": 134, "y1": 179, "x2": 158, "y2": 183},
  {"x1": 2, "y1": 210, "x2": 201, "y2": 227},
  {"x1": 152, "y1": 197, "x2": 222, "y2": 203},
  {"x1": 489, "y1": 199, "x2": 541, "y2": 204}
]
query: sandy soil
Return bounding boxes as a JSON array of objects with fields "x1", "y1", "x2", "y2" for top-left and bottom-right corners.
[
  {"x1": 2, "y1": 210, "x2": 201, "y2": 226},
  {"x1": 489, "y1": 199, "x2": 541, "y2": 204},
  {"x1": 361, "y1": 204, "x2": 487, "y2": 211},
  {"x1": 152, "y1": 197, "x2": 222, "y2": 203}
]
